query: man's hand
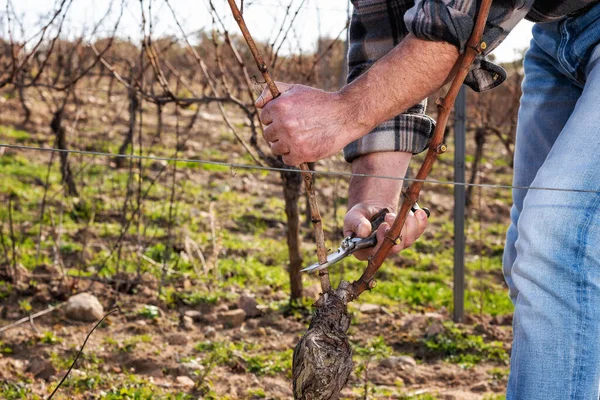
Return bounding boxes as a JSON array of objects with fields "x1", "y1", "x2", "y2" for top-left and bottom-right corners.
[
  {"x1": 345, "y1": 152, "x2": 428, "y2": 260},
  {"x1": 345, "y1": 203, "x2": 428, "y2": 260},
  {"x1": 255, "y1": 83, "x2": 365, "y2": 166}
]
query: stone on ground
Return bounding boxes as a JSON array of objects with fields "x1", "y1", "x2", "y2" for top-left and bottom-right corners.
[
  {"x1": 65, "y1": 292, "x2": 104, "y2": 322},
  {"x1": 237, "y1": 295, "x2": 261, "y2": 318},
  {"x1": 218, "y1": 309, "x2": 246, "y2": 328}
]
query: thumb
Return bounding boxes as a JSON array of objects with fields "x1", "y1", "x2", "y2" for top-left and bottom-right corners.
[
  {"x1": 344, "y1": 208, "x2": 373, "y2": 238},
  {"x1": 255, "y1": 82, "x2": 294, "y2": 108}
]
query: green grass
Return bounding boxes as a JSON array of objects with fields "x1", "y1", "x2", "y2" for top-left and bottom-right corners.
[
  {"x1": 0, "y1": 382, "x2": 39, "y2": 400},
  {"x1": 0, "y1": 125, "x2": 32, "y2": 142},
  {"x1": 422, "y1": 321, "x2": 509, "y2": 368}
]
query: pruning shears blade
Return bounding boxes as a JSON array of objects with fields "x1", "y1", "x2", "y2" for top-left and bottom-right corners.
[{"x1": 301, "y1": 245, "x2": 352, "y2": 273}]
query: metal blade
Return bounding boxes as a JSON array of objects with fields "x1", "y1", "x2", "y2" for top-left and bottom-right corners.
[{"x1": 300, "y1": 246, "x2": 350, "y2": 273}]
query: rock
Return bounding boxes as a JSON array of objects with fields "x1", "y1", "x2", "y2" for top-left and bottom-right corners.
[
  {"x1": 379, "y1": 355, "x2": 417, "y2": 369},
  {"x1": 27, "y1": 357, "x2": 56, "y2": 381},
  {"x1": 423, "y1": 312, "x2": 445, "y2": 320},
  {"x1": 182, "y1": 316, "x2": 194, "y2": 331},
  {"x1": 358, "y1": 303, "x2": 381, "y2": 315},
  {"x1": 492, "y1": 314, "x2": 512, "y2": 326},
  {"x1": 167, "y1": 333, "x2": 188, "y2": 346},
  {"x1": 470, "y1": 381, "x2": 489, "y2": 393},
  {"x1": 184, "y1": 309, "x2": 217, "y2": 324},
  {"x1": 202, "y1": 313, "x2": 218, "y2": 324},
  {"x1": 218, "y1": 309, "x2": 246, "y2": 328},
  {"x1": 204, "y1": 326, "x2": 217, "y2": 339},
  {"x1": 237, "y1": 295, "x2": 260, "y2": 318},
  {"x1": 215, "y1": 303, "x2": 230, "y2": 313},
  {"x1": 256, "y1": 304, "x2": 271, "y2": 315},
  {"x1": 273, "y1": 290, "x2": 287, "y2": 301},
  {"x1": 124, "y1": 358, "x2": 164, "y2": 377},
  {"x1": 402, "y1": 312, "x2": 444, "y2": 332},
  {"x1": 185, "y1": 310, "x2": 201, "y2": 321},
  {"x1": 425, "y1": 320, "x2": 445, "y2": 337},
  {"x1": 176, "y1": 376, "x2": 195, "y2": 387},
  {"x1": 441, "y1": 394, "x2": 458, "y2": 400},
  {"x1": 149, "y1": 160, "x2": 168, "y2": 171},
  {"x1": 9, "y1": 359, "x2": 26, "y2": 371},
  {"x1": 65, "y1": 292, "x2": 104, "y2": 322},
  {"x1": 181, "y1": 360, "x2": 203, "y2": 374},
  {"x1": 245, "y1": 318, "x2": 260, "y2": 329}
]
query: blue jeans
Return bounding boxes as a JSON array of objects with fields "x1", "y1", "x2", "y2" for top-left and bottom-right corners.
[{"x1": 502, "y1": 4, "x2": 600, "y2": 399}]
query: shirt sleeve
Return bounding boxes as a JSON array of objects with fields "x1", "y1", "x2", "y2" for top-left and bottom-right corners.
[
  {"x1": 404, "y1": 0, "x2": 535, "y2": 91},
  {"x1": 404, "y1": 0, "x2": 534, "y2": 58},
  {"x1": 343, "y1": 1, "x2": 436, "y2": 163}
]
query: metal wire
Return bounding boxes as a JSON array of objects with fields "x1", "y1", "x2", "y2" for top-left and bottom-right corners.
[{"x1": 2, "y1": 142, "x2": 600, "y2": 194}]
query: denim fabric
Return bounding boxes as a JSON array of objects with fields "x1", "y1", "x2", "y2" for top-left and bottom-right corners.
[{"x1": 502, "y1": 4, "x2": 600, "y2": 398}]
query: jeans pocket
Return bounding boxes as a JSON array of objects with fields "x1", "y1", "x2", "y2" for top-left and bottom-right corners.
[{"x1": 561, "y1": 2, "x2": 600, "y2": 84}]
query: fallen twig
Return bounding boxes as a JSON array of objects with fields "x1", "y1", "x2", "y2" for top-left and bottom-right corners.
[{"x1": 0, "y1": 303, "x2": 65, "y2": 334}]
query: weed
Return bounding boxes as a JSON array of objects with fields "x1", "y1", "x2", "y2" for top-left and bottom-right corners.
[
  {"x1": 246, "y1": 387, "x2": 267, "y2": 398},
  {"x1": 137, "y1": 305, "x2": 160, "y2": 320},
  {"x1": 179, "y1": 290, "x2": 224, "y2": 306},
  {"x1": 0, "y1": 282, "x2": 13, "y2": 300},
  {"x1": 0, "y1": 126, "x2": 31, "y2": 143},
  {"x1": 488, "y1": 367, "x2": 510, "y2": 380},
  {"x1": 38, "y1": 331, "x2": 62, "y2": 345},
  {"x1": 18, "y1": 299, "x2": 32, "y2": 313},
  {"x1": 0, "y1": 341, "x2": 13, "y2": 354},
  {"x1": 119, "y1": 335, "x2": 153, "y2": 353},
  {"x1": 0, "y1": 382, "x2": 39, "y2": 400},
  {"x1": 422, "y1": 322, "x2": 509, "y2": 367},
  {"x1": 244, "y1": 349, "x2": 293, "y2": 377}
]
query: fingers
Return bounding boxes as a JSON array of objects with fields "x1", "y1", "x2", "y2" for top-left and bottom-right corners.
[
  {"x1": 258, "y1": 82, "x2": 294, "y2": 130},
  {"x1": 260, "y1": 108, "x2": 273, "y2": 126},
  {"x1": 263, "y1": 124, "x2": 277, "y2": 142},
  {"x1": 270, "y1": 140, "x2": 290, "y2": 156},
  {"x1": 378, "y1": 210, "x2": 428, "y2": 256},
  {"x1": 348, "y1": 208, "x2": 429, "y2": 261},
  {"x1": 255, "y1": 82, "x2": 294, "y2": 108},
  {"x1": 264, "y1": 124, "x2": 291, "y2": 158},
  {"x1": 406, "y1": 209, "x2": 428, "y2": 246},
  {"x1": 344, "y1": 204, "x2": 382, "y2": 261}
]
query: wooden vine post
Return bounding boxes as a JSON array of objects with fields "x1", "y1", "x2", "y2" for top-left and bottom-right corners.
[{"x1": 227, "y1": 0, "x2": 493, "y2": 398}]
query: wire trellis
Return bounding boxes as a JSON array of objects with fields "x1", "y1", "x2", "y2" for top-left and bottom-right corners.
[{"x1": 1, "y1": 142, "x2": 599, "y2": 195}]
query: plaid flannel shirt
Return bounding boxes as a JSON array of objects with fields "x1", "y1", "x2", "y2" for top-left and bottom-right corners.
[{"x1": 343, "y1": 0, "x2": 599, "y2": 162}]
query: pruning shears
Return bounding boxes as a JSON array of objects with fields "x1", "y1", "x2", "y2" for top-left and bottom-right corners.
[{"x1": 301, "y1": 203, "x2": 430, "y2": 273}]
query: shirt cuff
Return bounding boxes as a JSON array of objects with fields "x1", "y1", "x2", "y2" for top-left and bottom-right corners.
[{"x1": 343, "y1": 105, "x2": 436, "y2": 162}]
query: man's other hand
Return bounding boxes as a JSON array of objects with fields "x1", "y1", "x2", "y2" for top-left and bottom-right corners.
[
  {"x1": 255, "y1": 82, "x2": 363, "y2": 166},
  {"x1": 344, "y1": 203, "x2": 428, "y2": 261},
  {"x1": 345, "y1": 152, "x2": 428, "y2": 261}
]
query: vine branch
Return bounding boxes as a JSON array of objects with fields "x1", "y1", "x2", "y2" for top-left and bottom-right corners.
[
  {"x1": 226, "y1": 0, "x2": 331, "y2": 293},
  {"x1": 350, "y1": 0, "x2": 494, "y2": 299}
]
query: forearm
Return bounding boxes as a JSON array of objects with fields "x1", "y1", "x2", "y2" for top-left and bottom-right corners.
[
  {"x1": 348, "y1": 152, "x2": 411, "y2": 212},
  {"x1": 340, "y1": 33, "x2": 459, "y2": 141}
]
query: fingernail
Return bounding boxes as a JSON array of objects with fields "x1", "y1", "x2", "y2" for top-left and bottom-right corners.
[{"x1": 417, "y1": 211, "x2": 426, "y2": 220}]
